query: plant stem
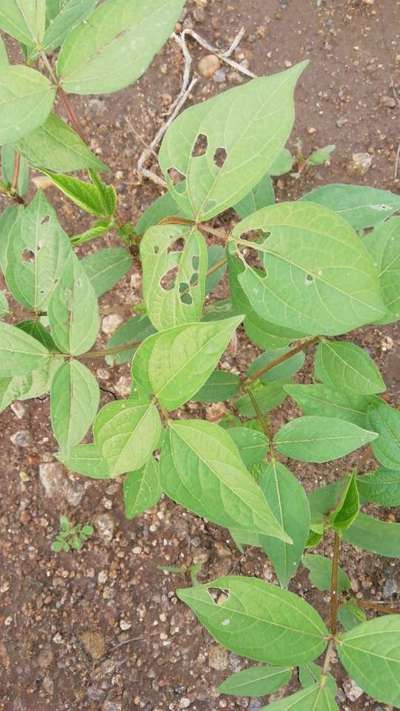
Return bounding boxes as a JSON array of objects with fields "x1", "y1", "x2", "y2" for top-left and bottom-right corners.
[
  {"x1": 80, "y1": 340, "x2": 141, "y2": 360},
  {"x1": 244, "y1": 336, "x2": 319, "y2": 385},
  {"x1": 330, "y1": 531, "x2": 341, "y2": 636},
  {"x1": 247, "y1": 390, "x2": 271, "y2": 440},
  {"x1": 357, "y1": 600, "x2": 400, "y2": 614},
  {"x1": 11, "y1": 151, "x2": 21, "y2": 195},
  {"x1": 39, "y1": 50, "x2": 86, "y2": 141}
]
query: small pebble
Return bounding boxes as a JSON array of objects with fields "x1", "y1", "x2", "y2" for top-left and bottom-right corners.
[
  {"x1": 198, "y1": 54, "x2": 221, "y2": 79},
  {"x1": 102, "y1": 314, "x2": 123, "y2": 335},
  {"x1": 10, "y1": 430, "x2": 31, "y2": 447}
]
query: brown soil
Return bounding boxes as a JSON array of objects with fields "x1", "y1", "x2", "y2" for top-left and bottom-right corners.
[{"x1": 1, "y1": 1, "x2": 400, "y2": 710}]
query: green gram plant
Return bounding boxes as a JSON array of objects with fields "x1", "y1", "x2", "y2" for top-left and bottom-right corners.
[
  {"x1": 1, "y1": 1, "x2": 400, "y2": 708},
  {"x1": 51, "y1": 514, "x2": 93, "y2": 552}
]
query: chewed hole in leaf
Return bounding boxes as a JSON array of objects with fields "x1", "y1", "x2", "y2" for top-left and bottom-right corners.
[
  {"x1": 214, "y1": 147, "x2": 227, "y2": 168},
  {"x1": 238, "y1": 229, "x2": 264, "y2": 243},
  {"x1": 22, "y1": 249, "x2": 35, "y2": 263},
  {"x1": 168, "y1": 237, "x2": 185, "y2": 253},
  {"x1": 160, "y1": 266, "x2": 178, "y2": 291},
  {"x1": 305, "y1": 274, "x2": 314, "y2": 285},
  {"x1": 180, "y1": 291, "x2": 193, "y2": 305},
  {"x1": 153, "y1": 245, "x2": 160, "y2": 254},
  {"x1": 167, "y1": 167, "x2": 185, "y2": 185},
  {"x1": 41, "y1": 215, "x2": 50, "y2": 225},
  {"x1": 192, "y1": 255, "x2": 200, "y2": 270},
  {"x1": 208, "y1": 588, "x2": 230, "y2": 605},
  {"x1": 190, "y1": 272, "x2": 199, "y2": 287},
  {"x1": 192, "y1": 133, "x2": 208, "y2": 158},
  {"x1": 179, "y1": 282, "x2": 193, "y2": 305}
]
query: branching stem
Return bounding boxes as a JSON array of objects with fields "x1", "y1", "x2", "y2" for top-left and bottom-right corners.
[{"x1": 244, "y1": 336, "x2": 319, "y2": 385}]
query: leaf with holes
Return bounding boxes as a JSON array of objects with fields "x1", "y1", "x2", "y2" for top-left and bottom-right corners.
[
  {"x1": 274, "y1": 416, "x2": 377, "y2": 463},
  {"x1": 301, "y1": 183, "x2": 400, "y2": 231},
  {"x1": 161, "y1": 420, "x2": 289, "y2": 541},
  {"x1": 234, "y1": 202, "x2": 385, "y2": 336},
  {"x1": 57, "y1": 0, "x2": 186, "y2": 94},
  {"x1": 357, "y1": 467, "x2": 400, "y2": 507},
  {"x1": 57, "y1": 443, "x2": 112, "y2": 479},
  {"x1": 81, "y1": 247, "x2": 132, "y2": 297},
  {"x1": 338, "y1": 615, "x2": 400, "y2": 707},
  {"x1": 218, "y1": 665, "x2": 292, "y2": 698},
  {"x1": 367, "y1": 399, "x2": 400, "y2": 469},
  {"x1": 193, "y1": 370, "x2": 240, "y2": 404},
  {"x1": 123, "y1": 458, "x2": 161, "y2": 519},
  {"x1": 141, "y1": 224, "x2": 207, "y2": 330},
  {"x1": 284, "y1": 384, "x2": 374, "y2": 429},
  {"x1": 50, "y1": 360, "x2": 100, "y2": 453},
  {"x1": 258, "y1": 460, "x2": 310, "y2": 587},
  {"x1": 0, "y1": 0, "x2": 46, "y2": 45},
  {"x1": 364, "y1": 218, "x2": 400, "y2": 324},
  {"x1": 0, "y1": 321, "x2": 50, "y2": 377},
  {"x1": 48, "y1": 253, "x2": 100, "y2": 355},
  {"x1": 42, "y1": 0, "x2": 97, "y2": 52},
  {"x1": 132, "y1": 315, "x2": 243, "y2": 411},
  {"x1": 5, "y1": 191, "x2": 72, "y2": 311},
  {"x1": 315, "y1": 341, "x2": 385, "y2": 395},
  {"x1": 303, "y1": 554, "x2": 351, "y2": 593},
  {"x1": 159, "y1": 62, "x2": 307, "y2": 222},
  {"x1": 17, "y1": 113, "x2": 107, "y2": 173},
  {"x1": 94, "y1": 399, "x2": 161, "y2": 477},
  {"x1": 177, "y1": 576, "x2": 328, "y2": 666},
  {"x1": 0, "y1": 66, "x2": 56, "y2": 145}
]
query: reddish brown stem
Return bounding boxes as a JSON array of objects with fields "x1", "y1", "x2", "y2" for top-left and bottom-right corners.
[
  {"x1": 244, "y1": 336, "x2": 319, "y2": 385},
  {"x1": 58, "y1": 87, "x2": 86, "y2": 141},
  {"x1": 357, "y1": 600, "x2": 400, "y2": 615}
]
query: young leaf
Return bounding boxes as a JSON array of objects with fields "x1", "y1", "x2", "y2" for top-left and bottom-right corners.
[
  {"x1": 218, "y1": 665, "x2": 292, "y2": 697},
  {"x1": 234, "y1": 174, "x2": 275, "y2": 219},
  {"x1": 303, "y1": 554, "x2": 351, "y2": 593},
  {"x1": 236, "y1": 382, "x2": 286, "y2": 418},
  {"x1": 18, "y1": 320, "x2": 57, "y2": 351},
  {"x1": 0, "y1": 66, "x2": 56, "y2": 145},
  {"x1": 0, "y1": 321, "x2": 50, "y2": 377},
  {"x1": 367, "y1": 399, "x2": 400, "y2": 469},
  {"x1": 298, "y1": 662, "x2": 336, "y2": 694},
  {"x1": 0, "y1": 0, "x2": 46, "y2": 46},
  {"x1": 314, "y1": 341, "x2": 385, "y2": 395},
  {"x1": 284, "y1": 384, "x2": 374, "y2": 429},
  {"x1": 258, "y1": 461, "x2": 310, "y2": 587},
  {"x1": 5, "y1": 191, "x2": 72, "y2": 311},
  {"x1": 42, "y1": 0, "x2": 97, "y2": 52},
  {"x1": 331, "y1": 473, "x2": 360, "y2": 532},
  {"x1": 48, "y1": 253, "x2": 100, "y2": 355},
  {"x1": 247, "y1": 347, "x2": 305, "y2": 384},
  {"x1": 135, "y1": 315, "x2": 243, "y2": 411},
  {"x1": 338, "y1": 615, "x2": 400, "y2": 707},
  {"x1": 57, "y1": 0, "x2": 186, "y2": 94},
  {"x1": 17, "y1": 113, "x2": 107, "y2": 173},
  {"x1": 357, "y1": 467, "x2": 400, "y2": 506},
  {"x1": 161, "y1": 420, "x2": 290, "y2": 541},
  {"x1": 43, "y1": 171, "x2": 116, "y2": 216},
  {"x1": 228, "y1": 427, "x2": 268, "y2": 468},
  {"x1": 301, "y1": 183, "x2": 400, "y2": 231},
  {"x1": 307, "y1": 144, "x2": 335, "y2": 166},
  {"x1": 343, "y1": 512, "x2": 400, "y2": 558},
  {"x1": 81, "y1": 247, "x2": 132, "y2": 297},
  {"x1": 1, "y1": 145, "x2": 29, "y2": 197},
  {"x1": 274, "y1": 416, "x2": 377, "y2": 463},
  {"x1": 193, "y1": 370, "x2": 240, "y2": 404},
  {"x1": 50, "y1": 360, "x2": 100, "y2": 453},
  {"x1": 260, "y1": 683, "x2": 338, "y2": 710},
  {"x1": 307, "y1": 480, "x2": 347, "y2": 527},
  {"x1": 269, "y1": 149, "x2": 293, "y2": 176},
  {"x1": 105, "y1": 315, "x2": 155, "y2": 366},
  {"x1": 363, "y1": 218, "x2": 400, "y2": 323},
  {"x1": 234, "y1": 202, "x2": 385, "y2": 336},
  {"x1": 141, "y1": 224, "x2": 207, "y2": 330},
  {"x1": 57, "y1": 443, "x2": 112, "y2": 479},
  {"x1": 159, "y1": 62, "x2": 307, "y2": 222},
  {"x1": 123, "y1": 458, "x2": 161, "y2": 519},
  {"x1": 94, "y1": 399, "x2": 161, "y2": 477},
  {"x1": 338, "y1": 601, "x2": 366, "y2": 632},
  {"x1": 177, "y1": 576, "x2": 328, "y2": 666}
]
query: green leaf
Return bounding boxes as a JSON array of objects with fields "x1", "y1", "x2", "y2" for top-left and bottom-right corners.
[
  {"x1": 301, "y1": 183, "x2": 400, "y2": 231},
  {"x1": 236, "y1": 382, "x2": 286, "y2": 418},
  {"x1": 135, "y1": 190, "x2": 182, "y2": 235},
  {"x1": 0, "y1": 355, "x2": 61, "y2": 412},
  {"x1": 284, "y1": 384, "x2": 374, "y2": 429},
  {"x1": 43, "y1": 171, "x2": 116, "y2": 216},
  {"x1": 234, "y1": 174, "x2": 275, "y2": 219},
  {"x1": 159, "y1": 62, "x2": 307, "y2": 222},
  {"x1": 194, "y1": 370, "x2": 240, "y2": 404},
  {"x1": 94, "y1": 399, "x2": 161, "y2": 476},
  {"x1": 57, "y1": 0, "x2": 186, "y2": 94},
  {"x1": 0, "y1": 290, "x2": 8, "y2": 317},
  {"x1": 5, "y1": 191, "x2": 72, "y2": 311},
  {"x1": 343, "y1": 512, "x2": 400, "y2": 558},
  {"x1": 247, "y1": 347, "x2": 305, "y2": 384},
  {"x1": 234, "y1": 201, "x2": 385, "y2": 336},
  {"x1": 244, "y1": 311, "x2": 301, "y2": 351},
  {"x1": 259, "y1": 460, "x2": 311, "y2": 587},
  {"x1": 307, "y1": 480, "x2": 346, "y2": 526},
  {"x1": 331, "y1": 473, "x2": 360, "y2": 532},
  {"x1": 269, "y1": 149, "x2": 293, "y2": 176},
  {"x1": 298, "y1": 662, "x2": 336, "y2": 695},
  {"x1": 357, "y1": 467, "x2": 400, "y2": 506},
  {"x1": 46, "y1": 0, "x2": 63, "y2": 23},
  {"x1": 17, "y1": 320, "x2": 56, "y2": 351},
  {"x1": 303, "y1": 554, "x2": 351, "y2": 593},
  {"x1": 307, "y1": 144, "x2": 335, "y2": 166},
  {"x1": 42, "y1": 0, "x2": 97, "y2": 52},
  {"x1": 81, "y1": 247, "x2": 132, "y2": 297},
  {"x1": 161, "y1": 420, "x2": 289, "y2": 541},
  {"x1": 141, "y1": 224, "x2": 207, "y2": 330},
  {"x1": 50, "y1": 360, "x2": 100, "y2": 453},
  {"x1": 0, "y1": 66, "x2": 56, "y2": 145},
  {"x1": 338, "y1": 601, "x2": 366, "y2": 632},
  {"x1": 274, "y1": 416, "x2": 377, "y2": 463},
  {"x1": 205, "y1": 245, "x2": 226, "y2": 295},
  {"x1": 71, "y1": 219, "x2": 111, "y2": 247},
  {"x1": 260, "y1": 683, "x2": 338, "y2": 710},
  {"x1": 133, "y1": 315, "x2": 243, "y2": 411},
  {"x1": 0, "y1": 321, "x2": 50, "y2": 377},
  {"x1": 123, "y1": 458, "x2": 161, "y2": 519},
  {"x1": 0, "y1": 0, "x2": 46, "y2": 45},
  {"x1": 218, "y1": 665, "x2": 292, "y2": 697},
  {"x1": 315, "y1": 341, "x2": 385, "y2": 395},
  {"x1": 105, "y1": 315, "x2": 155, "y2": 366},
  {"x1": 177, "y1": 576, "x2": 328, "y2": 666},
  {"x1": 48, "y1": 253, "x2": 99, "y2": 355},
  {"x1": 1, "y1": 145, "x2": 29, "y2": 196},
  {"x1": 338, "y1": 615, "x2": 400, "y2": 707},
  {"x1": 17, "y1": 112, "x2": 107, "y2": 173},
  {"x1": 364, "y1": 217, "x2": 400, "y2": 323},
  {"x1": 367, "y1": 399, "x2": 400, "y2": 469},
  {"x1": 57, "y1": 443, "x2": 112, "y2": 479},
  {"x1": 0, "y1": 205, "x2": 21, "y2": 274},
  {"x1": 228, "y1": 427, "x2": 268, "y2": 468}
]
